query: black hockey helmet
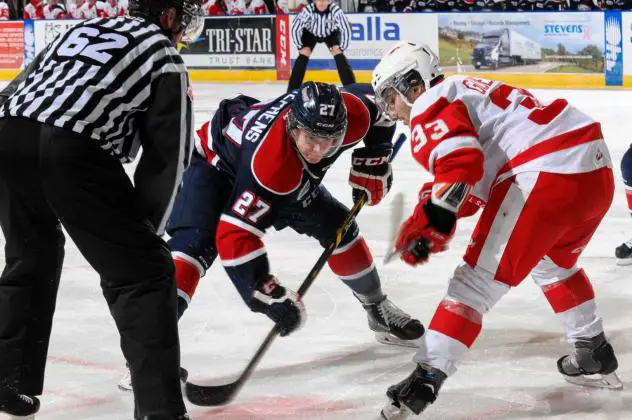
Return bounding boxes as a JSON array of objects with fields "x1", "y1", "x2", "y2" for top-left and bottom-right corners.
[
  {"x1": 129, "y1": 0, "x2": 204, "y2": 43},
  {"x1": 287, "y1": 82, "x2": 347, "y2": 158}
]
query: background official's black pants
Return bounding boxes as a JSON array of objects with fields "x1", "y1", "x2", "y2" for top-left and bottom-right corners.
[{"x1": 0, "y1": 118, "x2": 185, "y2": 417}]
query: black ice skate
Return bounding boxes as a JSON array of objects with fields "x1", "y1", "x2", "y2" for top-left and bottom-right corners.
[
  {"x1": 362, "y1": 296, "x2": 424, "y2": 348},
  {"x1": 0, "y1": 385, "x2": 40, "y2": 420},
  {"x1": 557, "y1": 332, "x2": 622, "y2": 390},
  {"x1": 615, "y1": 240, "x2": 632, "y2": 266},
  {"x1": 119, "y1": 365, "x2": 189, "y2": 392},
  {"x1": 380, "y1": 363, "x2": 447, "y2": 419}
]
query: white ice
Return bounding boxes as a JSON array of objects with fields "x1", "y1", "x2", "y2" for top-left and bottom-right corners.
[{"x1": 1, "y1": 82, "x2": 631, "y2": 420}]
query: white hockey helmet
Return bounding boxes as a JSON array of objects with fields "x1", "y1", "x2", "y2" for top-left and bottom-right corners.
[{"x1": 371, "y1": 41, "x2": 442, "y2": 116}]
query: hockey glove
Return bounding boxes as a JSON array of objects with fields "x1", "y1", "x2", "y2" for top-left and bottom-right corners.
[
  {"x1": 349, "y1": 147, "x2": 393, "y2": 206},
  {"x1": 418, "y1": 182, "x2": 485, "y2": 219},
  {"x1": 395, "y1": 198, "x2": 456, "y2": 266},
  {"x1": 249, "y1": 275, "x2": 306, "y2": 337}
]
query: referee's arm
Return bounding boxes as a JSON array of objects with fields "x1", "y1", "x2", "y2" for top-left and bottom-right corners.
[
  {"x1": 291, "y1": 8, "x2": 310, "y2": 50},
  {"x1": 331, "y1": 4, "x2": 351, "y2": 51},
  {"x1": 134, "y1": 70, "x2": 193, "y2": 236}
]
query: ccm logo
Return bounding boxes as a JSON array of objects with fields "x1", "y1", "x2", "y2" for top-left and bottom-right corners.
[
  {"x1": 353, "y1": 156, "x2": 389, "y2": 166},
  {"x1": 279, "y1": 20, "x2": 288, "y2": 66}
]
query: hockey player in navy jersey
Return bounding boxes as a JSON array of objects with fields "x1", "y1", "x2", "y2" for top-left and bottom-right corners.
[
  {"x1": 121, "y1": 81, "x2": 424, "y2": 389},
  {"x1": 615, "y1": 145, "x2": 632, "y2": 265}
]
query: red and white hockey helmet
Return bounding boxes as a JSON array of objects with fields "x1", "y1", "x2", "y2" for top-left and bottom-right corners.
[{"x1": 371, "y1": 41, "x2": 442, "y2": 115}]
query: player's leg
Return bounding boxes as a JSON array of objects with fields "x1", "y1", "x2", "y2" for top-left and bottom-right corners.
[
  {"x1": 0, "y1": 119, "x2": 62, "y2": 417},
  {"x1": 615, "y1": 144, "x2": 632, "y2": 264},
  {"x1": 287, "y1": 32, "x2": 317, "y2": 92},
  {"x1": 167, "y1": 153, "x2": 234, "y2": 319},
  {"x1": 326, "y1": 32, "x2": 356, "y2": 86},
  {"x1": 277, "y1": 186, "x2": 423, "y2": 346},
  {"x1": 38, "y1": 126, "x2": 186, "y2": 418},
  {"x1": 382, "y1": 172, "x2": 582, "y2": 418},
  {"x1": 531, "y1": 168, "x2": 620, "y2": 389}
]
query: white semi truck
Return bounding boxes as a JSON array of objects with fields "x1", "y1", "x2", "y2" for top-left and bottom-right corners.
[{"x1": 472, "y1": 28, "x2": 541, "y2": 69}]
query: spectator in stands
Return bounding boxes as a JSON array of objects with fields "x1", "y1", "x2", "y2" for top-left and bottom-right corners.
[
  {"x1": 23, "y1": 0, "x2": 43, "y2": 19},
  {"x1": 225, "y1": 0, "x2": 269, "y2": 14},
  {"x1": 0, "y1": 0, "x2": 9, "y2": 19},
  {"x1": 203, "y1": 0, "x2": 227, "y2": 14},
  {"x1": 43, "y1": 0, "x2": 67, "y2": 18},
  {"x1": 79, "y1": 0, "x2": 102, "y2": 17},
  {"x1": 101, "y1": 0, "x2": 126, "y2": 16}
]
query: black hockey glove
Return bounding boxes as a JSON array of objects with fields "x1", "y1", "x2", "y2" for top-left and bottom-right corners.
[
  {"x1": 349, "y1": 147, "x2": 393, "y2": 206},
  {"x1": 249, "y1": 275, "x2": 306, "y2": 337}
]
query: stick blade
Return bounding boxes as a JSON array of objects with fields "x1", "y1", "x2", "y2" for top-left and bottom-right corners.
[
  {"x1": 384, "y1": 192, "x2": 405, "y2": 265},
  {"x1": 185, "y1": 380, "x2": 239, "y2": 406}
]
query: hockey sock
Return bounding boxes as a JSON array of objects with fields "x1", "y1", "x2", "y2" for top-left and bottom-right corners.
[
  {"x1": 428, "y1": 299, "x2": 482, "y2": 349},
  {"x1": 173, "y1": 253, "x2": 204, "y2": 318},
  {"x1": 541, "y1": 269, "x2": 602, "y2": 340},
  {"x1": 334, "y1": 53, "x2": 356, "y2": 86},
  {"x1": 287, "y1": 54, "x2": 309, "y2": 92},
  {"x1": 328, "y1": 236, "x2": 384, "y2": 302}
]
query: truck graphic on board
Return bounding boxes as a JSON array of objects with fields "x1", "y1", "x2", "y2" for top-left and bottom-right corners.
[{"x1": 472, "y1": 28, "x2": 541, "y2": 69}]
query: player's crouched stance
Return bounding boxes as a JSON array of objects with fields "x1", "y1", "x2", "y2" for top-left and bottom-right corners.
[
  {"x1": 118, "y1": 82, "x2": 424, "y2": 390},
  {"x1": 372, "y1": 42, "x2": 621, "y2": 419}
]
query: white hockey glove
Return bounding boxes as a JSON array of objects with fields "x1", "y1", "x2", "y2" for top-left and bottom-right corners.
[{"x1": 249, "y1": 275, "x2": 306, "y2": 337}]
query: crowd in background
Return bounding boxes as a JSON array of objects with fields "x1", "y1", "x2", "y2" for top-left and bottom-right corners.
[{"x1": 0, "y1": 0, "x2": 631, "y2": 22}]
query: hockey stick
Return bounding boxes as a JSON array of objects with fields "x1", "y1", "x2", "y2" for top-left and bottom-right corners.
[{"x1": 185, "y1": 132, "x2": 408, "y2": 407}]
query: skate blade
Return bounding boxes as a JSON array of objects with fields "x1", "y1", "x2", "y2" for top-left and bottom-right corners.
[
  {"x1": 8, "y1": 415, "x2": 35, "y2": 420},
  {"x1": 616, "y1": 258, "x2": 632, "y2": 266},
  {"x1": 563, "y1": 371, "x2": 623, "y2": 390},
  {"x1": 380, "y1": 402, "x2": 413, "y2": 419},
  {"x1": 375, "y1": 332, "x2": 422, "y2": 349}
]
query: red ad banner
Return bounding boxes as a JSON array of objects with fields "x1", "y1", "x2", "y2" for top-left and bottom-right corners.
[
  {"x1": 275, "y1": 15, "x2": 291, "y2": 81},
  {"x1": 0, "y1": 21, "x2": 24, "y2": 70}
]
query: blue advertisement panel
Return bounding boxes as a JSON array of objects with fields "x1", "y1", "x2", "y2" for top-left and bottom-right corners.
[{"x1": 605, "y1": 10, "x2": 623, "y2": 86}]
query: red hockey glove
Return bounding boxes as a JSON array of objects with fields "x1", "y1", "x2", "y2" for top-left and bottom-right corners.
[
  {"x1": 349, "y1": 147, "x2": 393, "y2": 206},
  {"x1": 395, "y1": 198, "x2": 457, "y2": 266},
  {"x1": 249, "y1": 275, "x2": 306, "y2": 337}
]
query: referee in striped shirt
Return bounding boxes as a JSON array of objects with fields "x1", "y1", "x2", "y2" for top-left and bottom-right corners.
[
  {"x1": 0, "y1": 1, "x2": 203, "y2": 418},
  {"x1": 288, "y1": 0, "x2": 356, "y2": 91}
]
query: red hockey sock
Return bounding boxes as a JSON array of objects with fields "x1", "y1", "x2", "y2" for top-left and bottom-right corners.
[
  {"x1": 428, "y1": 299, "x2": 482, "y2": 348},
  {"x1": 542, "y1": 269, "x2": 594, "y2": 313},
  {"x1": 173, "y1": 254, "x2": 203, "y2": 303}
]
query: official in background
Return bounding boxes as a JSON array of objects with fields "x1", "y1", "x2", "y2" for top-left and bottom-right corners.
[
  {"x1": 288, "y1": 0, "x2": 355, "y2": 91},
  {"x1": 0, "y1": 0, "x2": 203, "y2": 419}
]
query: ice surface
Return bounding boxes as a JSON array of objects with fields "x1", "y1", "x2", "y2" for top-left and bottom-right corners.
[{"x1": 1, "y1": 82, "x2": 631, "y2": 419}]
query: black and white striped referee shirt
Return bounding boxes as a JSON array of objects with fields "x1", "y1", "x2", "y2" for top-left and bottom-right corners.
[
  {"x1": 291, "y1": 2, "x2": 352, "y2": 51},
  {"x1": 0, "y1": 15, "x2": 194, "y2": 235}
]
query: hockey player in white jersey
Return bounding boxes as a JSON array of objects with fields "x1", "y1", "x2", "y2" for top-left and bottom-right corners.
[{"x1": 371, "y1": 41, "x2": 622, "y2": 419}]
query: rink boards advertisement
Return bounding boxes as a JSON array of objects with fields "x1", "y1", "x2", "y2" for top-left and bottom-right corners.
[
  {"x1": 0, "y1": 21, "x2": 24, "y2": 69},
  {"x1": 4, "y1": 12, "x2": 632, "y2": 87},
  {"x1": 289, "y1": 13, "x2": 439, "y2": 71},
  {"x1": 181, "y1": 16, "x2": 278, "y2": 69}
]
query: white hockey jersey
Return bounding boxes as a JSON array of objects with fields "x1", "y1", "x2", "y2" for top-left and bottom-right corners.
[
  {"x1": 225, "y1": 0, "x2": 268, "y2": 15},
  {"x1": 101, "y1": 0, "x2": 125, "y2": 17},
  {"x1": 409, "y1": 75, "x2": 612, "y2": 203}
]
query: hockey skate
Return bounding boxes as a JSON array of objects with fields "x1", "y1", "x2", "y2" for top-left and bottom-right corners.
[
  {"x1": 119, "y1": 365, "x2": 189, "y2": 392},
  {"x1": 136, "y1": 414, "x2": 191, "y2": 420},
  {"x1": 615, "y1": 240, "x2": 632, "y2": 266},
  {"x1": 557, "y1": 332, "x2": 622, "y2": 390},
  {"x1": 362, "y1": 296, "x2": 424, "y2": 348},
  {"x1": 0, "y1": 385, "x2": 40, "y2": 420},
  {"x1": 380, "y1": 363, "x2": 447, "y2": 419}
]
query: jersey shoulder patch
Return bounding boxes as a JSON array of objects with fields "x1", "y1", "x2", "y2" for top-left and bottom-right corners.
[
  {"x1": 341, "y1": 92, "x2": 371, "y2": 146},
  {"x1": 251, "y1": 112, "x2": 303, "y2": 195}
]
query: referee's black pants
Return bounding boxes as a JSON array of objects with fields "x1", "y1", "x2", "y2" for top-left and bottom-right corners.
[{"x1": 0, "y1": 118, "x2": 185, "y2": 417}]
